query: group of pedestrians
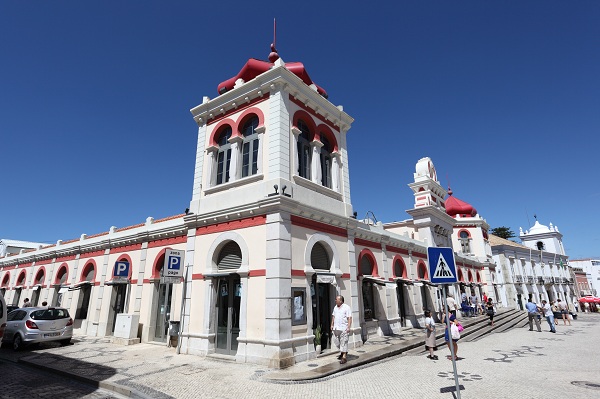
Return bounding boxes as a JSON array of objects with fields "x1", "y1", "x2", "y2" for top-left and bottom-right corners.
[{"x1": 525, "y1": 297, "x2": 572, "y2": 333}]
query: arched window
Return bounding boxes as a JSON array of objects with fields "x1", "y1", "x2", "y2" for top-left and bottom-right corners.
[
  {"x1": 217, "y1": 241, "x2": 242, "y2": 272},
  {"x1": 311, "y1": 242, "x2": 330, "y2": 270},
  {"x1": 241, "y1": 116, "x2": 259, "y2": 178},
  {"x1": 394, "y1": 259, "x2": 405, "y2": 279},
  {"x1": 417, "y1": 262, "x2": 428, "y2": 280},
  {"x1": 216, "y1": 126, "x2": 232, "y2": 185},
  {"x1": 360, "y1": 255, "x2": 374, "y2": 276},
  {"x1": 459, "y1": 230, "x2": 471, "y2": 253},
  {"x1": 55, "y1": 265, "x2": 68, "y2": 286},
  {"x1": 82, "y1": 263, "x2": 95, "y2": 282},
  {"x1": 297, "y1": 120, "x2": 311, "y2": 179},
  {"x1": 320, "y1": 133, "x2": 332, "y2": 188}
]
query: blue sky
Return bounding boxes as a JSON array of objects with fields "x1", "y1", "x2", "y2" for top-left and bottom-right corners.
[{"x1": 1, "y1": 1, "x2": 598, "y2": 259}]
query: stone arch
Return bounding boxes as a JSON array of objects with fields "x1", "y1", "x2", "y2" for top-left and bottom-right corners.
[
  {"x1": 357, "y1": 248, "x2": 379, "y2": 277},
  {"x1": 206, "y1": 232, "x2": 249, "y2": 274},
  {"x1": 304, "y1": 233, "x2": 340, "y2": 274}
]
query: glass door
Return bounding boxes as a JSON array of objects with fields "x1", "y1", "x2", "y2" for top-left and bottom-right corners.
[
  {"x1": 110, "y1": 284, "x2": 128, "y2": 333},
  {"x1": 215, "y1": 275, "x2": 241, "y2": 355},
  {"x1": 154, "y1": 283, "x2": 173, "y2": 342}
]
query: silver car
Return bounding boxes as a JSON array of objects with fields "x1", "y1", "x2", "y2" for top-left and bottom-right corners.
[{"x1": 2, "y1": 307, "x2": 73, "y2": 350}]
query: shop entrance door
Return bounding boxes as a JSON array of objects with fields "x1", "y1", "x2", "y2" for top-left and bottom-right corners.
[
  {"x1": 109, "y1": 284, "x2": 128, "y2": 334},
  {"x1": 154, "y1": 282, "x2": 173, "y2": 342},
  {"x1": 311, "y1": 278, "x2": 333, "y2": 350},
  {"x1": 215, "y1": 275, "x2": 241, "y2": 355},
  {"x1": 396, "y1": 282, "x2": 407, "y2": 327}
]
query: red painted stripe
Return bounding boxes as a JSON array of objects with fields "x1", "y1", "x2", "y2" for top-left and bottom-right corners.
[
  {"x1": 148, "y1": 235, "x2": 187, "y2": 248},
  {"x1": 130, "y1": 279, "x2": 138, "y2": 284},
  {"x1": 109, "y1": 244, "x2": 143, "y2": 254},
  {"x1": 56, "y1": 255, "x2": 76, "y2": 262},
  {"x1": 289, "y1": 95, "x2": 340, "y2": 132},
  {"x1": 196, "y1": 215, "x2": 267, "y2": 236},
  {"x1": 143, "y1": 279, "x2": 151, "y2": 284},
  {"x1": 354, "y1": 238, "x2": 381, "y2": 250},
  {"x1": 18, "y1": 262, "x2": 33, "y2": 268},
  {"x1": 35, "y1": 259, "x2": 52, "y2": 266},
  {"x1": 291, "y1": 269, "x2": 306, "y2": 277},
  {"x1": 290, "y1": 215, "x2": 347, "y2": 237},
  {"x1": 80, "y1": 250, "x2": 105, "y2": 259},
  {"x1": 94, "y1": 281, "x2": 101, "y2": 286},
  {"x1": 341, "y1": 273, "x2": 350, "y2": 279},
  {"x1": 192, "y1": 273, "x2": 204, "y2": 280},
  {"x1": 413, "y1": 252, "x2": 428, "y2": 259},
  {"x1": 249, "y1": 269, "x2": 266, "y2": 277},
  {"x1": 207, "y1": 94, "x2": 269, "y2": 126},
  {"x1": 386, "y1": 246, "x2": 409, "y2": 255}
]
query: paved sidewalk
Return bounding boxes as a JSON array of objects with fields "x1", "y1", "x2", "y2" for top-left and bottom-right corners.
[{"x1": 1, "y1": 312, "x2": 597, "y2": 398}]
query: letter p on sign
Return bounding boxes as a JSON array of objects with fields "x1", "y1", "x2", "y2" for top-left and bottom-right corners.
[{"x1": 163, "y1": 249, "x2": 185, "y2": 278}]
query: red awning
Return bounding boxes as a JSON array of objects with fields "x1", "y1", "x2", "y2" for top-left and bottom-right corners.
[{"x1": 579, "y1": 296, "x2": 598, "y2": 303}]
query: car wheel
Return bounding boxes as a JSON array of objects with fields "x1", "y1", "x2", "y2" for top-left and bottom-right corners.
[
  {"x1": 59, "y1": 339, "x2": 71, "y2": 346},
  {"x1": 13, "y1": 335, "x2": 22, "y2": 351}
]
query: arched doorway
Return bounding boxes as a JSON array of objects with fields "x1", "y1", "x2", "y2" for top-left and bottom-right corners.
[
  {"x1": 152, "y1": 252, "x2": 175, "y2": 343},
  {"x1": 75, "y1": 262, "x2": 95, "y2": 320},
  {"x1": 214, "y1": 241, "x2": 242, "y2": 355},
  {"x1": 310, "y1": 242, "x2": 334, "y2": 350},
  {"x1": 393, "y1": 257, "x2": 409, "y2": 327},
  {"x1": 53, "y1": 265, "x2": 69, "y2": 307},
  {"x1": 32, "y1": 269, "x2": 45, "y2": 306}
]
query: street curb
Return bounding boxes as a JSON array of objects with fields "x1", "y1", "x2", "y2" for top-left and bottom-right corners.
[{"x1": 17, "y1": 357, "x2": 152, "y2": 399}]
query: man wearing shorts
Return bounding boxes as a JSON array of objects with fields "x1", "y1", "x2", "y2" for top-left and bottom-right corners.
[{"x1": 331, "y1": 295, "x2": 352, "y2": 364}]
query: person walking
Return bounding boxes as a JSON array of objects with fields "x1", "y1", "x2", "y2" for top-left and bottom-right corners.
[
  {"x1": 485, "y1": 298, "x2": 495, "y2": 326},
  {"x1": 557, "y1": 299, "x2": 571, "y2": 326},
  {"x1": 525, "y1": 298, "x2": 542, "y2": 332},
  {"x1": 23, "y1": 298, "x2": 32, "y2": 307},
  {"x1": 331, "y1": 295, "x2": 352, "y2": 364},
  {"x1": 541, "y1": 300, "x2": 556, "y2": 333},
  {"x1": 443, "y1": 313, "x2": 460, "y2": 360},
  {"x1": 424, "y1": 309, "x2": 438, "y2": 360},
  {"x1": 445, "y1": 293, "x2": 458, "y2": 317}
]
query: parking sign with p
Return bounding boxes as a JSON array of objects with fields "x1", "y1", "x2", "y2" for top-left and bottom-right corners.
[
  {"x1": 114, "y1": 261, "x2": 130, "y2": 278},
  {"x1": 163, "y1": 249, "x2": 185, "y2": 278}
]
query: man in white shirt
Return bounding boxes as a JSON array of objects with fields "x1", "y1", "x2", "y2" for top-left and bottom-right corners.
[
  {"x1": 331, "y1": 295, "x2": 352, "y2": 364},
  {"x1": 541, "y1": 300, "x2": 556, "y2": 333}
]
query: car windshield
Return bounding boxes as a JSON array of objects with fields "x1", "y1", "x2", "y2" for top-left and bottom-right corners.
[{"x1": 30, "y1": 309, "x2": 70, "y2": 320}]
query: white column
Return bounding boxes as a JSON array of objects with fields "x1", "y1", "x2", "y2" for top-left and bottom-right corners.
[
  {"x1": 291, "y1": 127, "x2": 301, "y2": 176},
  {"x1": 310, "y1": 140, "x2": 323, "y2": 185},
  {"x1": 255, "y1": 126, "x2": 266, "y2": 175},
  {"x1": 331, "y1": 151, "x2": 341, "y2": 192},
  {"x1": 228, "y1": 136, "x2": 243, "y2": 182},
  {"x1": 205, "y1": 146, "x2": 218, "y2": 188}
]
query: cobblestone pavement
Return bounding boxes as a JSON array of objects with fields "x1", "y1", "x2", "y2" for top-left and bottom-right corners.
[
  {"x1": 0, "y1": 313, "x2": 598, "y2": 398},
  {"x1": 0, "y1": 359, "x2": 127, "y2": 399}
]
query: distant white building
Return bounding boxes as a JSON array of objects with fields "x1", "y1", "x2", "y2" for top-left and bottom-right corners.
[
  {"x1": 0, "y1": 239, "x2": 48, "y2": 258},
  {"x1": 489, "y1": 220, "x2": 573, "y2": 310},
  {"x1": 569, "y1": 259, "x2": 600, "y2": 296}
]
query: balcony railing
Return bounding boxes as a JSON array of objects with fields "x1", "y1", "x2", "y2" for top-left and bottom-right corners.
[
  {"x1": 543, "y1": 276, "x2": 553, "y2": 284},
  {"x1": 527, "y1": 276, "x2": 534, "y2": 284},
  {"x1": 562, "y1": 277, "x2": 569, "y2": 284},
  {"x1": 515, "y1": 275, "x2": 524, "y2": 283},
  {"x1": 537, "y1": 276, "x2": 545, "y2": 284}
]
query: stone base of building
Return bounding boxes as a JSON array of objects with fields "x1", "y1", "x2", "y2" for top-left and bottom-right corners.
[{"x1": 111, "y1": 337, "x2": 141, "y2": 346}]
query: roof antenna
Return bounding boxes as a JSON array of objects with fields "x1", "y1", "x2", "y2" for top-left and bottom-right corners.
[{"x1": 269, "y1": 18, "x2": 280, "y2": 62}]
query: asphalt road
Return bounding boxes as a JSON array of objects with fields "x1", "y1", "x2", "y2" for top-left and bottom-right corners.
[{"x1": 0, "y1": 358, "x2": 127, "y2": 399}]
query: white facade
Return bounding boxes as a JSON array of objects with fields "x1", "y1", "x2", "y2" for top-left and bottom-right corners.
[{"x1": 489, "y1": 225, "x2": 573, "y2": 310}]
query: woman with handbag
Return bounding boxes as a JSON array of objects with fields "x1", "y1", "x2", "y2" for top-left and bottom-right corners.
[
  {"x1": 444, "y1": 313, "x2": 460, "y2": 360},
  {"x1": 486, "y1": 298, "x2": 495, "y2": 326}
]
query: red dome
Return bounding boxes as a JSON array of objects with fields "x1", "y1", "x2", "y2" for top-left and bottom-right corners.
[
  {"x1": 217, "y1": 52, "x2": 328, "y2": 98},
  {"x1": 445, "y1": 188, "x2": 477, "y2": 217}
]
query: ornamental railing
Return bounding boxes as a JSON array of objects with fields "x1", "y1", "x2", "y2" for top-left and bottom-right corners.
[
  {"x1": 527, "y1": 276, "x2": 534, "y2": 284},
  {"x1": 515, "y1": 275, "x2": 524, "y2": 283}
]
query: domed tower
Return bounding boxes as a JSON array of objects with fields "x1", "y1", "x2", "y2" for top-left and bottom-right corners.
[
  {"x1": 406, "y1": 157, "x2": 455, "y2": 247},
  {"x1": 445, "y1": 187, "x2": 491, "y2": 258},
  {"x1": 519, "y1": 220, "x2": 565, "y2": 255}
]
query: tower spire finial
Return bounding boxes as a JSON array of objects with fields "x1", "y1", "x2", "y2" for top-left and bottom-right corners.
[{"x1": 269, "y1": 18, "x2": 280, "y2": 63}]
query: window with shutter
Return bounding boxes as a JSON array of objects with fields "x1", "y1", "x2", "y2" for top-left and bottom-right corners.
[
  {"x1": 311, "y1": 243, "x2": 330, "y2": 270},
  {"x1": 217, "y1": 241, "x2": 242, "y2": 271}
]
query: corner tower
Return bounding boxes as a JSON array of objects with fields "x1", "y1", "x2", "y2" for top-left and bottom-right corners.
[{"x1": 188, "y1": 46, "x2": 354, "y2": 219}]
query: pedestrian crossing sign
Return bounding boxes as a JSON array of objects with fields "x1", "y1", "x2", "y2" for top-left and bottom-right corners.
[{"x1": 427, "y1": 247, "x2": 458, "y2": 284}]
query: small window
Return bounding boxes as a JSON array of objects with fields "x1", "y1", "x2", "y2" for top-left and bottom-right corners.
[
  {"x1": 241, "y1": 116, "x2": 259, "y2": 178},
  {"x1": 536, "y1": 241, "x2": 545, "y2": 251},
  {"x1": 217, "y1": 241, "x2": 242, "y2": 271},
  {"x1": 216, "y1": 127, "x2": 233, "y2": 185},
  {"x1": 360, "y1": 255, "x2": 373, "y2": 276},
  {"x1": 394, "y1": 259, "x2": 405, "y2": 278}
]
